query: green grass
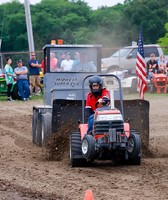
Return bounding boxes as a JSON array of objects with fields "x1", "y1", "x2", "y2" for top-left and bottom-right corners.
[
  {"x1": 0, "y1": 93, "x2": 43, "y2": 101},
  {"x1": 123, "y1": 91, "x2": 168, "y2": 100}
]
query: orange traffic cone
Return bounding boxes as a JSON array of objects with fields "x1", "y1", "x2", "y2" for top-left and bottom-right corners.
[{"x1": 84, "y1": 189, "x2": 94, "y2": 200}]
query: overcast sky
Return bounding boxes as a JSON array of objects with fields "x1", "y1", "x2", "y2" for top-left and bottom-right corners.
[{"x1": 0, "y1": 0, "x2": 125, "y2": 9}]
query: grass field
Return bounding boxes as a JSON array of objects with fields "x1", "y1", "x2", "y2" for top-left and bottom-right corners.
[{"x1": 0, "y1": 93, "x2": 43, "y2": 101}]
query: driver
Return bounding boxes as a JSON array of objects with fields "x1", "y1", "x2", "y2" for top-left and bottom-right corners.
[{"x1": 85, "y1": 75, "x2": 110, "y2": 134}]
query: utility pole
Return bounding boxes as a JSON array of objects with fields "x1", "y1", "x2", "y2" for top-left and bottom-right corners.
[{"x1": 24, "y1": 0, "x2": 35, "y2": 59}]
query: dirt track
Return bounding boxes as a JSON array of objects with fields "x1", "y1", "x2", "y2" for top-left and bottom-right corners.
[{"x1": 0, "y1": 96, "x2": 168, "y2": 200}]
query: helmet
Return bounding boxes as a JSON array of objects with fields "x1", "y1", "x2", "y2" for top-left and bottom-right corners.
[{"x1": 89, "y1": 76, "x2": 103, "y2": 96}]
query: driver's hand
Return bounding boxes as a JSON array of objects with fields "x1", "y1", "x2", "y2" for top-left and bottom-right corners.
[
  {"x1": 97, "y1": 98, "x2": 105, "y2": 107},
  {"x1": 98, "y1": 98, "x2": 104, "y2": 104}
]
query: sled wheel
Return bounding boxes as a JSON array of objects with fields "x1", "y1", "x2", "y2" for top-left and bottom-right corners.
[
  {"x1": 36, "y1": 116, "x2": 42, "y2": 146},
  {"x1": 70, "y1": 132, "x2": 86, "y2": 167},
  {"x1": 41, "y1": 112, "x2": 52, "y2": 146},
  {"x1": 127, "y1": 132, "x2": 141, "y2": 165},
  {"x1": 32, "y1": 109, "x2": 42, "y2": 146},
  {"x1": 32, "y1": 109, "x2": 38, "y2": 144},
  {"x1": 81, "y1": 135, "x2": 95, "y2": 160}
]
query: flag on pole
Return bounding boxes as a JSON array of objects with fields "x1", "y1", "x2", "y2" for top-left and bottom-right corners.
[{"x1": 136, "y1": 31, "x2": 147, "y2": 99}]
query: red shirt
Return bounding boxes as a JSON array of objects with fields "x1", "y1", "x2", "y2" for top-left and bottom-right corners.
[
  {"x1": 85, "y1": 88, "x2": 110, "y2": 111},
  {"x1": 41, "y1": 60, "x2": 44, "y2": 69}
]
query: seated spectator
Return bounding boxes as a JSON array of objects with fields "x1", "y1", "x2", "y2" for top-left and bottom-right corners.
[
  {"x1": 146, "y1": 53, "x2": 158, "y2": 82},
  {"x1": 72, "y1": 52, "x2": 80, "y2": 66},
  {"x1": 50, "y1": 52, "x2": 58, "y2": 72},
  {"x1": 71, "y1": 52, "x2": 96, "y2": 72},
  {"x1": 61, "y1": 52, "x2": 73, "y2": 71},
  {"x1": 14, "y1": 60, "x2": 30, "y2": 101},
  {"x1": 57, "y1": 52, "x2": 65, "y2": 70},
  {"x1": 157, "y1": 55, "x2": 167, "y2": 74}
]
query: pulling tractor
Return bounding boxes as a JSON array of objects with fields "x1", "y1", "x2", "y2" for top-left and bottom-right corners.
[
  {"x1": 70, "y1": 74, "x2": 141, "y2": 166},
  {"x1": 32, "y1": 43, "x2": 150, "y2": 164}
]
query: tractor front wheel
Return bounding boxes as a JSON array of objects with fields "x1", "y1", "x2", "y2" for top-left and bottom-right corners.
[
  {"x1": 81, "y1": 135, "x2": 95, "y2": 161},
  {"x1": 127, "y1": 132, "x2": 141, "y2": 165}
]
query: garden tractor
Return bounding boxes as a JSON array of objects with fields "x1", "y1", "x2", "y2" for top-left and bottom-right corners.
[
  {"x1": 148, "y1": 72, "x2": 167, "y2": 94},
  {"x1": 70, "y1": 74, "x2": 141, "y2": 167}
]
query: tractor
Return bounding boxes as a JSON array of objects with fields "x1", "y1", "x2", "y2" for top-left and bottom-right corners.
[
  {"x1": 0, "y1": 68, "x2": 21, "y2": 99},
  {"x1": 32, "y1": 43, "x2": 149, "y2": 161},
  {"x1": 70, "y1": 74, "x2": 141, "y2": 167},
  {"x1": 148, "y1": 72, "x2": 167, "y2": 94}
]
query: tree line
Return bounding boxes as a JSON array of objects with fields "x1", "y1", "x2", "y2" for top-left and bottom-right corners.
[{"x1": 0, "y1": 0, "x2": 168, "y2": 52}]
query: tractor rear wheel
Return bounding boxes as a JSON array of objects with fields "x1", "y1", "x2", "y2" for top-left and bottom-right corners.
[
  {"x1": 70, "y1": 132, "x2": 86, "y2": 167},
  {"x1": 127, "y1": 132, "x2": 141, "y2": 165},
  {"x1": 81, "y1": 135, "x2": 95, "y2": 160}
]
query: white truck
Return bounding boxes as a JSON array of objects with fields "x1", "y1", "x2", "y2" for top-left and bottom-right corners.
[{"x1": 101, "y1": 44, "x2": 166, "y2": 74}]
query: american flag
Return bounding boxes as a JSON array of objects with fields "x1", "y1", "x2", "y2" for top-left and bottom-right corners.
[{"x1": 136, "y1": 32, "x2": 147, "y2": 99}]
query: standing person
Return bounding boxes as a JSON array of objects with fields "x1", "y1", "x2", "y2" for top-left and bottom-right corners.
[
  {"x1": 4, "y1": 57, "x2": 15, "y2": 101},
  {"x1": 61, "y1": 52, "x2": 73, "y2": 71},
  {"x1": 14, "y1": 60, "x2": 30, "y2": 101},
  {"x1": 28, "y1": 53, "x2": 41, "y2": 96},
  {"x1": 146, "y1": 53, "x2": 159, "y2": 82},
  {"x1": 85, "y1": 76, "x2": 110, "y2": 134}
]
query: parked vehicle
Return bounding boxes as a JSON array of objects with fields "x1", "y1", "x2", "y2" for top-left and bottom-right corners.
[
  {"x1": 104, "y1": 70, "x2": 138, "y2": 94},
  {"x1": 101, "y1": 44, "x2": 167, "y2": 74},
  {"x1": 0, "y1": 68, "x2": 20, "y2": 99}
]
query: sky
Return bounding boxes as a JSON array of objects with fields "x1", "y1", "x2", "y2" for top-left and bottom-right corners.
[{"x1": 0, "y1": 0, "x2": 125, "y2": 10}]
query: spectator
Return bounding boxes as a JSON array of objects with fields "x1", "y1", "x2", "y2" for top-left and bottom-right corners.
[
  {"x1": 71, "y1": 52, "x2": 96, "y2": 72},
  {"x1": 50, "y1": 52, "x2": 58, "y2": 72},
  {"x1": 4, "y1": 57, "x2": 15, "y2": 101},
  {"x1": 28, "y1": 53, "x2": 41, "y2": 96},
  {"x1": 14, "y1": 60, "x2": 30, "y2": 101},
  {"x1": 61, "y1": 52, "x2": 73, "y2": 71},
  {"x1": 41, "y1": 59, "x2": 44, "y2": 73},
  {"x1": 146, "y1": 53, "x2": 159, "y2": 82},
  {"x1": 57, "y1": 52, "x2": 65, "y2": 70},
  {"x1": 157, "y1": 55, "x2": 167, "y2": 74},
  {"x1": 85, "y1": 76, "x2": 110, "y2": 134},
  {"x1": 72, "y1": 52, "x2": 80, "y2": 66}
]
